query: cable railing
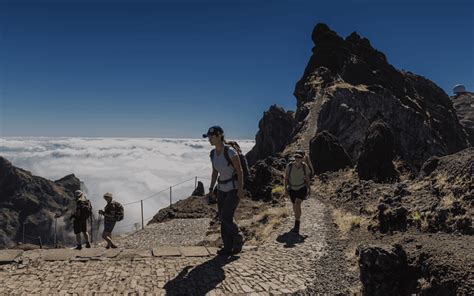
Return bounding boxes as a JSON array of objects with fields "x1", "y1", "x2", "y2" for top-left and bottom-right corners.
[{"x1": 19, "y1": 175, "x2": 212, "y2": 248}]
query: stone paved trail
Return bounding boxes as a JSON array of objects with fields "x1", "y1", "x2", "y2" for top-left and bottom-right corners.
[{"x1": 0, "y1": 198, "x2": 327, "y2": 295}]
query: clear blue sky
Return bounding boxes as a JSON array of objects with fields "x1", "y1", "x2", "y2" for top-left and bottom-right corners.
[{"x1": 1, "y1": 0, "x2": 473, "y2": 138}]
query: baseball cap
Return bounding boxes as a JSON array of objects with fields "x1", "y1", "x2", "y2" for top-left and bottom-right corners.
[
  {"x1": 103, "y1": 192, "x2": 113, "y2": 199},
  {"x1": 202, "y1": 126, "x2": 224, "y2": 138}
]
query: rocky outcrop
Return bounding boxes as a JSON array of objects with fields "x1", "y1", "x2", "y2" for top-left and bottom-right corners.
[
  {"x1": 452, "y1": 91, "x2": 474, "y2": 146},
  {"x1": 246, "y1": 105, "x2": 297, "y2": 166},
  {"x1": 291, "y1": 23, "x2": 469, "y2": 171},
  {"x1": 0, "y1": 156, "x2": 79, "y2": 248},
  {"x1": 358, "y1": 244, "x2": 415, "y2": 296},
  {"x1": 309, "y1": 130, "x2": 352, "y2": 174},
  {"x1": 247, "y1": 157, "x2": 286, "y2": 202},
  {"x1": 356, "y1": 120, "x2": 399, "y2": 183}
]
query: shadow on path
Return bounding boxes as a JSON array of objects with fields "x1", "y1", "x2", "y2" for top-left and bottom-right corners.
[
  {"x1": 276, "y1": 231, "x2": 308, "y2": 248},
  {"x1": 164, "y1": 255, "x2": 239, "y2": 295}
]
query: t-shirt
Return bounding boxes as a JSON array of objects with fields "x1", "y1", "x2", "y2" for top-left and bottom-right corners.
[
  {"x1": 212, "y1": 147, "x2": 238, "y2": 192},
  {"x1": 287, "y1": 163, "x2": 308, "y2": 191}
]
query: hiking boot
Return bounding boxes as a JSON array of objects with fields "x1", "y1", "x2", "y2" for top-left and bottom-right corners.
[
  {"x1": 232, "y1": 235, "x2": 244, "y2": 254},
  {"x1": 85, "y1": 242, "x2": 91, "y2": 248},
  {"x1": 290, "y1": 220, "x2": 300, "y2": 234},
  {"x1": 74, "y1": 244, "x2": 82, "y2": 250},
  {"x1": 110, "y1": 244, "x2": 118, "y2": 249},
  {"x1": 216, "y1": 248, "x2": 232, "y2": 257}
]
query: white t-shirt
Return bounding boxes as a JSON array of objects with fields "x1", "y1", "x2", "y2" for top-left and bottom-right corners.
[{"x1": 212, "y1": 147, "x2": 238, "y2": 192}]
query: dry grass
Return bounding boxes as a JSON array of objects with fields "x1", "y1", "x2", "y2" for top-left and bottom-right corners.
[
  {"x1": 332, "y1": 208, "x2": 367, "y2": 236},
  {"x1": 440, "y1": 193, "x2": 455, "y2": 208},
  {"x1": 244, "y1": 206, "x2": 290, "y2": 245}
]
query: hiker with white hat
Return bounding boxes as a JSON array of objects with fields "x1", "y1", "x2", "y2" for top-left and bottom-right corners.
[
  {"x1": 72, "y1": 190, "x2": 92, "y2": 250},
  {"x1": 284, "y1": 151, "x2": 312, "y2": 234},
  {"x1": 98, "y1": 192, "x2": 124, "y2": 249}
]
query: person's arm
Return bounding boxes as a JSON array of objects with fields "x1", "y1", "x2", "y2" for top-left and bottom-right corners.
[
  {"x1": 284, "y1": 166, "x2": 290, "y2": 198},
  {"x1": 304, "y1": 163, "x2": 312, "y2": 196},
  {"x1": 230, "y1": 155, "x2": 244, "y2": 198},
  {"x1": 209, "y1": 165, "x2": 218, "y2": 195}
]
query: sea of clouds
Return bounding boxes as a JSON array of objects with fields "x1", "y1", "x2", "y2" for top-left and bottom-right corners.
[{"x1": 0, "y1": 137, "x2": 255, "y2": 232}]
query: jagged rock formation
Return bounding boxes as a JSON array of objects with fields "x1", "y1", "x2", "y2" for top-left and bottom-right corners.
[
  {"x1": 309, "y1": 130, "x2": 352, "y2": 174},
  {"x1": 356, "y1": 120, "x2": 399, "y2": 183},
  {"x1": 246, "y1": 105, "x2": 296, "y2": 166},
  {"x1": 284, "y1": 23, "x2": 469, "y2": 170},
  {"x1": 452, "y1": 91, "x2": 474, "y2": 146},
  {"x1": 247, "y1": 156, "x2": 286, "y2": 202},
  {"x1": 191, "y1": 181, "x2": 205, "y2": 197},
  {"x1": 0, "y1": 156, "x2": 79, "y2": 248}
]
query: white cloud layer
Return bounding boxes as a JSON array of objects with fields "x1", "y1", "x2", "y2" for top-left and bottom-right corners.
[{"x1": 0, "y1": 137, "x2": 255, "y2": 232}]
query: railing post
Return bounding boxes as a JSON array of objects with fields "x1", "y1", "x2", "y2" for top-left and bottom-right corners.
[
  {"x1": 90, "y1": 216, "x2": 93, "y2": 244},
  {"x1": 54, "y1": 217, "x2": 58, "y2": 247},
  {"x1": 195, "y1": 176, "x2": 197, "y2": 189},
  {"x1": 170, "y1": 186, "x2": 172, "y2": 206},
  {"x1": 141, "y1": 200, "x2": 144, "y2": 230}
]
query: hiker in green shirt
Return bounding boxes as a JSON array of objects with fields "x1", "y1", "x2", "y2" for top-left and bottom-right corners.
[{"x1": 284, "y1": 151, "x2": 312, "y2": 234}]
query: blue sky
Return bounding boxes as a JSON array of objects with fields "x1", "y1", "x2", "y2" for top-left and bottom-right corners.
[{"x1": 1, "y1": 0, "x2": 473, "y2": 138}]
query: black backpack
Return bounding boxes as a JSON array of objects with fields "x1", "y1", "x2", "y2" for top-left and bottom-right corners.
[
  {"x1": 113, "y1": 201, "x2": 124, "y2": 221},
  {"x1": 210, "y1": 144, "x2": 251, "y2": 187},
  {"x1": 77, "y1": 199, "x2": 92, "y2": 219}
]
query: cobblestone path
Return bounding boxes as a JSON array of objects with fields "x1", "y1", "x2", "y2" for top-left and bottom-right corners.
[{"x1": 0, "y1": 198, "x2": 327, "y2": 295}]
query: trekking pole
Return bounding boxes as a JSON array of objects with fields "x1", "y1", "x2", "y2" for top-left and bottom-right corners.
[
  {"x1": 54, "y1": 217, "x2": 58, "y2": 248},
  {"x1": 38, "y1": 236, "x2": 43, "y2": 249},
  {"x1": 141, "y1": 200, "x2": 144, "y2": 230},
  {"x1": 90, "y1": 215, "x2": 94, "y2": 244}
]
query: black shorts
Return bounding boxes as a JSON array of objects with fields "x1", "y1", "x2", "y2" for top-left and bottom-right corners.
[
  {"x1": 73, "y1": 218, "x2": 88, "y2": 234},
  {"x1": 289, "y1": 186, "x2": 308, "y2": 204},
  {"x1": 103, "y1": 219, "x2": 116, "y2": 234}
]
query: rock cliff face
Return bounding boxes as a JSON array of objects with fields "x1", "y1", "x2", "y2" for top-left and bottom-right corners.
[
  {"x1": 0, "y1": 157, "x2": 79, "y2": 248},
  {"x1": 452, "y1": 92, "x2": 474, "y2": 146},
  {"x1": 262, "y1": 23, "x2": 469, "y2": 171},
  {"x1": 245, "y1": 105, "x2": 296, "y2": 166}
]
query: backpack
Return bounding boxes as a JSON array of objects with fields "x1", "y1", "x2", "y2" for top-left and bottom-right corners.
[
  {"x1": 210, "y1": 144, "x2": 251, "y2": 187},
  {"x1": 113, "y1": 201, "x2": 124, "y2": 221},
  {"x1": 288, "y1": 162, "x2": 308, "y2": 187},
  {"x1": 77, "y1": 199, "x2": 92, "y2": 219}
]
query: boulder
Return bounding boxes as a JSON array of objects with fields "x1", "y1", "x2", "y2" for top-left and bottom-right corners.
[
  {"x1": 309, "y1": 130, "x2": 352, "y2": 174},
  {"x1": 356, "y1": 120, "x2": 399, "y2": 183}
]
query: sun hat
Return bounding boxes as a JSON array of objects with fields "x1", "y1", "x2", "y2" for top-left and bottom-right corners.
[{"x1": 103, "y1": 192, "x2": 113, "y2": 199}]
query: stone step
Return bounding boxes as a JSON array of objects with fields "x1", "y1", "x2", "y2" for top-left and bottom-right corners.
[{"x1": 0, "y1": 245, "x2": 258, "y2": 264}]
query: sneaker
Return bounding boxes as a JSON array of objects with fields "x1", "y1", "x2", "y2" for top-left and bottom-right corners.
[
  {"x1": 74, "y1": 244, "x2": 82, "y2": 250},
  {"x1": 85, "y1": 242, "x2": 91, "y2": 248}
]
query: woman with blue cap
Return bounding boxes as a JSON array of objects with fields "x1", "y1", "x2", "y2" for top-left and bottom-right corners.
[{"x1": 203, "y1": 126, "x2": 244, "y2": 256}]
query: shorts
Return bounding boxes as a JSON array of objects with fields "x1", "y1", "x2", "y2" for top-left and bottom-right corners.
[
  {"x1": 103, "y1": 219, "x2": 116, "y2": 234},
  {"x1": 73, "y1": 218, "x2": 88, "y2": 234},
  {"x1": 289, "y1": 186, "x2": 308, "y2": 204}
]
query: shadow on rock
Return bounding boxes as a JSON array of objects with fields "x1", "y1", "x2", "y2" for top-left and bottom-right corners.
[
  {"x1": 164, "y1": 255, "x2": 239, "y2": 295},
  {"x1": 276, "y1": 231, "x2": 308, "y2": 248}
]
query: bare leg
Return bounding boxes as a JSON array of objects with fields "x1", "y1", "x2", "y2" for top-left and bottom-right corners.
[{"x1": 293, "y1": 198, "x2": 302, "y2": 221}]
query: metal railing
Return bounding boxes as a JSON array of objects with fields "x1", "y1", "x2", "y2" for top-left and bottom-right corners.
[{"x1": 19, "y1": 175, "x2": 212, "y2": 247}]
